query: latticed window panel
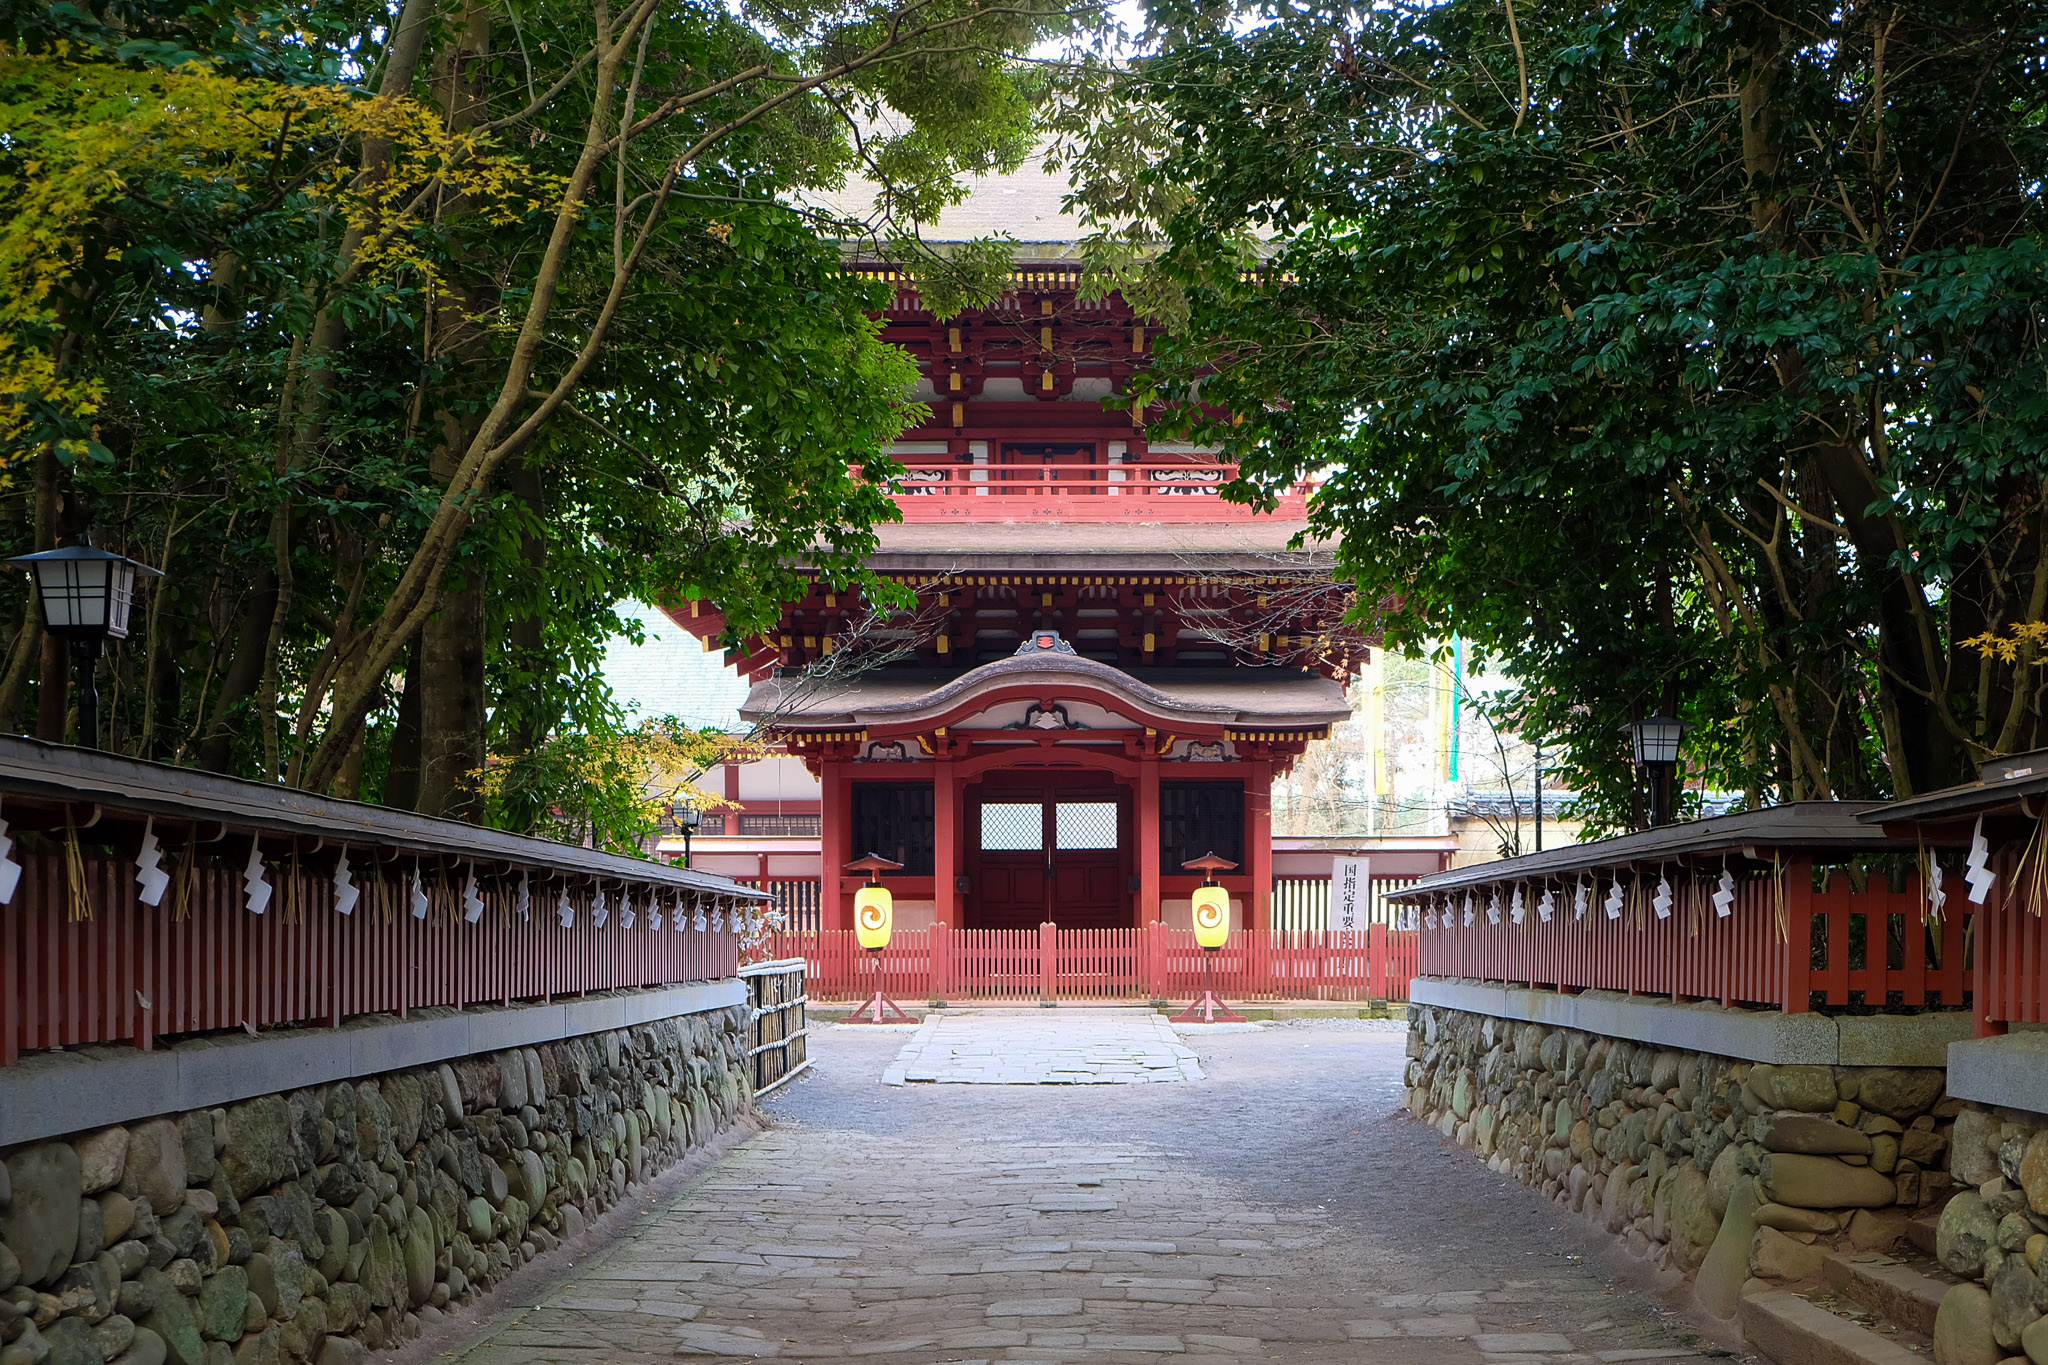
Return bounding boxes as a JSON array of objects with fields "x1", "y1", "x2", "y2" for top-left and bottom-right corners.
[
  {"x1": 980, "y1": 802, "x2": 1044, "y2": 850},
  {"x1": 851, "y1": 782, "x2": 935, "y2": 874},
  {"x1": 738, "y1": 813, "x2": 822, "y2": 837},
  {"x1": 1160, "y1": 781, "x2": 1245, "y2": 871},
  {"x1": 1055, "y1": 802, "x2": 1119, "y2": 850}
]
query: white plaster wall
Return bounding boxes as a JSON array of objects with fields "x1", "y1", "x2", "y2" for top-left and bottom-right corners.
[{"x1": 737, "y1": 756, "x2": 821, "y2": 801}]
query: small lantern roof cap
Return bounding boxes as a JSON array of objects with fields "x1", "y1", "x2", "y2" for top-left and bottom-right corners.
[
  {"x1": 8, "y1": 540, "x2": 163, "y2": 573},
  {"x1": 1180, "y1": 851, "x2": 1239, "y2": 876}
]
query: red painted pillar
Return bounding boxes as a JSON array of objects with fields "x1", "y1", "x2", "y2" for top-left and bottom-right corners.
[
  {"x1": 1781, "y1": 857, "x2": 1813, "y2": 1014},
  {"x1": 1247, "y1": 760, "x2": 1273, "y2": 931},
  {"x1": 820, "y1": 760, "x2": 851, "y2": 931},
  {"x1": 934, "y1": 759, "x2": 958, "y2": 928},
  {"x1": 1138, "y1": 753, "x2": 1161, "y2": 924},
  {"x1": 1976, "y1": 868, "x2": 2007, "y2": 1037},
  {"x1": 1039, "y1": 920, "x2": 1058, "y2": 1001}
]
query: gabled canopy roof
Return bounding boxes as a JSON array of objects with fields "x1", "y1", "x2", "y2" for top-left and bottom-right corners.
[
  {"x1": 1863, "y1": 748, "x2": 2048, "y2": 831},
  {"x1": 741, "y1": 655, "x2": 1349, "y2": 732}
]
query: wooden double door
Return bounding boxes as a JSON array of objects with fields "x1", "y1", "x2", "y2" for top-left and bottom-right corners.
[{"x1": 965, "y1": 774, "x2": 1130, "y2": 930}]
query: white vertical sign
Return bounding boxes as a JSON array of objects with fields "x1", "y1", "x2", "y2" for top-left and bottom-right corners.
[{"x1": 1330, "y1": 856, "x2": 1369, "y2": 933}]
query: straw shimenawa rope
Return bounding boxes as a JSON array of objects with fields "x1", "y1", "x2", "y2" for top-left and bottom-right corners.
[{"x1": 63, "y1": 813, "x2": 93, "y2": 922}]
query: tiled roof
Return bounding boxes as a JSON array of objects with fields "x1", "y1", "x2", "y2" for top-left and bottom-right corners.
[{"x1": 603, "y1": 600, "x2": 749, "y2": 730}]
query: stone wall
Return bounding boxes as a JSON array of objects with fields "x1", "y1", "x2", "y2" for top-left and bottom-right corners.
[
  {"x1": 1927, "y1": 1099, "x2": 2048, "y2": 1364},
  {"x1": 1404, "y1": 1003, "x2": 1957, "y2": 1320},
  {"x1": 0, "y1": 1005, "x2": 754, "y2": 1365}
]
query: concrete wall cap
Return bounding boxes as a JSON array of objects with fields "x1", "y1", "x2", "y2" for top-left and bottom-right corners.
[
  {"x1": 0, "y1": 979, "x2": 745, "y2": 1148},
  {"x1": 1409, "y1": 977, "x2": 1968, "y2": 1068}
]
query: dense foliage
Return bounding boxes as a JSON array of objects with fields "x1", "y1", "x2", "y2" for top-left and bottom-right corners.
[
  {"x1": 1, "y1": 0, "x2": 1085, "y2": 837},
  {"x1": 1059, "y1": 0, "x2": 2048, "y2": 829}
]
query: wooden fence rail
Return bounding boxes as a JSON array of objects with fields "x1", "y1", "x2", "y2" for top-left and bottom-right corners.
[
  {"x1": 739, "y1": 958, "x2": 809, "y2": 1095},
  {"x1": 1401, "y1": 864, "x2": 1970, "y2": 1013},
  {"x1": 0, "y1": 736, "x2": 760, "y2": 1067},
  {"x1": 3, "y1": 849, "x2": 744, "y2": 1065},
  {"x1": 768, "y1": 924, "x2": 1418, "y2": 1004}
]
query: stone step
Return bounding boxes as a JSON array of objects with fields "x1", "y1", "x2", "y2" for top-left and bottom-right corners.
[
  {"x1": 1739, "y1": 1290, "x2": 1928, "y2": 1365},
  {"x1": 1821, "y1": 1251, "x2": 1954, "y2": 1336},
  {"x1": 1905, "y1": 1210, "x2": 1942, "y2": 1259}
]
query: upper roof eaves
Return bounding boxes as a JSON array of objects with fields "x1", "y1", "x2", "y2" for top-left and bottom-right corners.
[{"x1": 805, "y1": 150, "x2": 1092, "y2": 250}]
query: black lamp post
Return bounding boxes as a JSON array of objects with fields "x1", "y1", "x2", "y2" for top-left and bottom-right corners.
[
  {"x1": 8, "y1": 536, "x2": 162, "y2": 750},
  {"x1": 1624, "y1": 714, "x2": 1687, "y2": 827},
  {"x1": 673, "y1": 800, "x2": 703, "y2": 868}
]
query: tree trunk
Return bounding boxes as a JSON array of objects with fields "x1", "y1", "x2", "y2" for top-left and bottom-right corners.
[
  {"x1": 195, "y1": 572, "x2": 277, "y2": 772},
  {"x1": 412, "y1": 0, "x2": 496, "y2": 821},
  {"x1": 502, "y1": 455, "x2": 552, "y2": 756},
  {"x1": 200, "y1": 0, "x2": 436, "y2": 775},
  {"x1": 383, "y1": 632, "x2": 424, "y2": 809}
]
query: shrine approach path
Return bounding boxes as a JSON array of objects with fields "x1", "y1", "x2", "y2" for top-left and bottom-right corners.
[{"x1": 448, "y1": 1017, "x2": 1739, "y2": 1364}]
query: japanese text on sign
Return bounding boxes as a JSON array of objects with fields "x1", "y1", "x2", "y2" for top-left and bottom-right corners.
[{"x1": 1330, "y1": 856, "x2": 1368, "y2": 932}]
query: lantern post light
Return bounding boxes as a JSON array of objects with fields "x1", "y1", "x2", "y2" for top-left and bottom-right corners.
[
  {"x1": 672, "y1": 800, "x2": 703, "y2": 868},
  {"x1": 1623, "y1": 714, "x2": 1688, "y2": 828},
  {"x1": 841, "y1": 852, "x2": 912, "y2": 1024},
  {"x1": 7, "y1": 535, "x2": 162, "y2": 751},
  {"x1": 1172, "y1": 851, "x2": 1248, "y2": 1024}
]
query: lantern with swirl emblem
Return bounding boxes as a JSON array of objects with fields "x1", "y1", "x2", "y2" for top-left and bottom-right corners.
[
  {"x1": 1173, "y1": 852, "x2": 1246, "y2": 1023},
  {"x1": 842, "y1": 854, "x2": 912, "y2": 1023}
]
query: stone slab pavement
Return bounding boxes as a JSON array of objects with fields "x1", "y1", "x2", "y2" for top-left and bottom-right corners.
[
  {"x1": 882, "y1": 1009, "x2": 1205, "y2": 1086},
  {"x1": 452, "y1": 1016, "x2": 1746, "y2": 1365}
]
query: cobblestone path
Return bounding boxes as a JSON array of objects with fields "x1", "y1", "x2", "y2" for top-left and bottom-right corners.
[
  {"x1": 454, "y1": 1018, "x2": 1736, "y2": 1365},
  {"x1": 883, "y1": 1009, "x2": 1205, "y2": 1085}
]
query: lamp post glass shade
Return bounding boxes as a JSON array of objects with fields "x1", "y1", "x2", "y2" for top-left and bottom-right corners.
[
  {"x1": 1624, "y1": 715, "x2": 1687, "y2": 766},
  {"x1": 674, "y1": 801, "x2": 702, "y2": 831},
  {"x1": 7, "y1": 541, "x2": 162, "y2": 640}
]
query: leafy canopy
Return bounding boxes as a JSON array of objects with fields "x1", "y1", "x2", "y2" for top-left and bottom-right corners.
[{"x1": 1059, "y1": 0, "x2": 2048, "y2": 827}]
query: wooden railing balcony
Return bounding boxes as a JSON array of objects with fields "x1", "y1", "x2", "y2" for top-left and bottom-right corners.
[{"x1": 883, "y1": 461, "x2": 1318, "y2": 523}]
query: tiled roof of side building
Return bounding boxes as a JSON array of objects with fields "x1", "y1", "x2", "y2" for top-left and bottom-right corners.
[{"x1": 603, "y1": 600, "x2": 750, "y2": 730}]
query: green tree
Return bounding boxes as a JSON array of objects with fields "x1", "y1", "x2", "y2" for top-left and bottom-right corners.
[
  {"x1": 1, "y1": 0, "x2": 1090, "y2": 827},
  {"x1": 1058, "y1": 0, "x2": 2048, "y2": 827}
]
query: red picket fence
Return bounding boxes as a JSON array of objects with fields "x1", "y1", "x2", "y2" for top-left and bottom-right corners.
[
  {"x1": 1977, "y1": 845, "x2": 2048, "y2": 1034},
  {"x1": 1408, "y1": 866, "x2": 1971, "y2": 1013},
  {"x1": 769, "y1": 923, "x2": 1418, "y2": 1004},
  {"x1": 2, "y1": 849, "x2": 741, "y2": 1066}
]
